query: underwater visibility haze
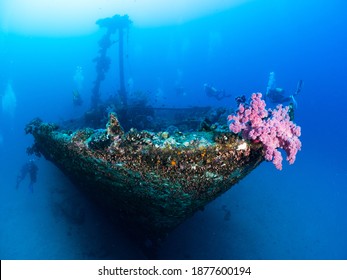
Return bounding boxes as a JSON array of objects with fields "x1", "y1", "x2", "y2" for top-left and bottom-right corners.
[{"x1": 0, "y1": 0, "x2": 347, "y2": 260}]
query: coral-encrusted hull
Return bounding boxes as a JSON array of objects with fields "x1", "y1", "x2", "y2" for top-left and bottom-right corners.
[{"x1": 26, "y1": 117, "x2": 263, "y2": 241}]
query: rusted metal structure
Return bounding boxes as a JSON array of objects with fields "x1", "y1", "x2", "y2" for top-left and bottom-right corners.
[{"x1": 25, "y1": 114, "x2": 263, "y2": 248}]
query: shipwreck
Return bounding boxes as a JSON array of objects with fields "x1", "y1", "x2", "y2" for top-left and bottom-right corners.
[
  {"x1": 25, "y1": 114, "x2": 263, "y2": 249},
  {"x1": 24, "y1": 14, "x2": 301, "y2": 257}
]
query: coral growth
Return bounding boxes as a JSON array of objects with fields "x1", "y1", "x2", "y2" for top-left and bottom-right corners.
[{"x1": 228, "y1": 93, "x2": 302, "y2": 170}]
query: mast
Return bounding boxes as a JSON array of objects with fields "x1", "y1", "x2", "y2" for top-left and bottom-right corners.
[
  {"x1": 117, "y1": 18, "x2": 127, "y2": 108},
  {"x1": 93, "y1": 14, "x2": 131, "y2": 110}
]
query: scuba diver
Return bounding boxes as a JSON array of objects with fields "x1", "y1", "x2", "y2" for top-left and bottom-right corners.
[
  {"x1": 72, "y1": 65, "x2": 84, "y2": 107},
  {"x1": 174, "y1": 85, "x2": 187, "y2": 97},
  {"x1": 204, "y1": 83, "x2": 232, "y2": 101},
  {"x1": 265, "y1": 72, "x2": 303, "y2": 108},
  {"x1": 235, "y1": 95, "x2": 247, "y2": 107},
  {"x1": 16, "y1": 159, "x2": 38, "y2": 193},
  {"x1": 72, "y1": 89, "x2": 83, "y2": 106}
]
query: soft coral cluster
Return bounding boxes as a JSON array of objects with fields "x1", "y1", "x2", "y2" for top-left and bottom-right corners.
[{"x1": 228, "y1": 93, "x2": 301, "y2": 170}]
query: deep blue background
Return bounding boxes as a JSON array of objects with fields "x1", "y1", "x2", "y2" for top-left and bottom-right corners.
[{"x1": 1, "y1": 0, "x2": 346, "y2": 259}]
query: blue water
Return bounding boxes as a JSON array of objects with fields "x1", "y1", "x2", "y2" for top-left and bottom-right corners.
[{"x1": 1, "y1": 0, "x2": 346, "y2": 259}]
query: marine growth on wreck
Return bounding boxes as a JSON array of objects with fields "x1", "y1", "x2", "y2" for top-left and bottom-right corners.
[{"x1": 25, "y1": 113, "x2": 264, "y2": 241}]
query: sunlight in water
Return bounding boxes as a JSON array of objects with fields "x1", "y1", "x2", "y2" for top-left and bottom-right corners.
[{"x1": 1, "y1": 0, "x2": 250, "y2": 36}]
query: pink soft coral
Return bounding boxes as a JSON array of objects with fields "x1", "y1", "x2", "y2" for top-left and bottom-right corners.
[{"x1": 228, "y1": 93, "x2": 302, "y2": 170}]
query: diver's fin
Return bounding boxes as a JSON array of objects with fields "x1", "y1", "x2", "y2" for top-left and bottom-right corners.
[
  {"x1": 294, "y1": 80, "x2": 303, "y2": 96},
  {"x1": 290, "y1": 95, "x2": 298, "y2": 108},
  {"x1": 266, "y1": 71, "x2": 276, "y2": 96}
]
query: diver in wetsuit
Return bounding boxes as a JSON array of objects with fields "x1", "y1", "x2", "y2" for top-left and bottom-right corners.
[
  {"x1": 204, "y1": 83, "x2": 232, "y2": 101},
  {"x1": 265, "y1": 72, "x2": 303, "y2": 108},
  {"x1": 235, "y1": 95, "x2": 247, "y2": 107},
  {"x1": 72, "y1": 89, "x2": 83, "y2": 106},
  {"x1": 16, "y1": 159, "x2": 38, "y2": 193}
]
